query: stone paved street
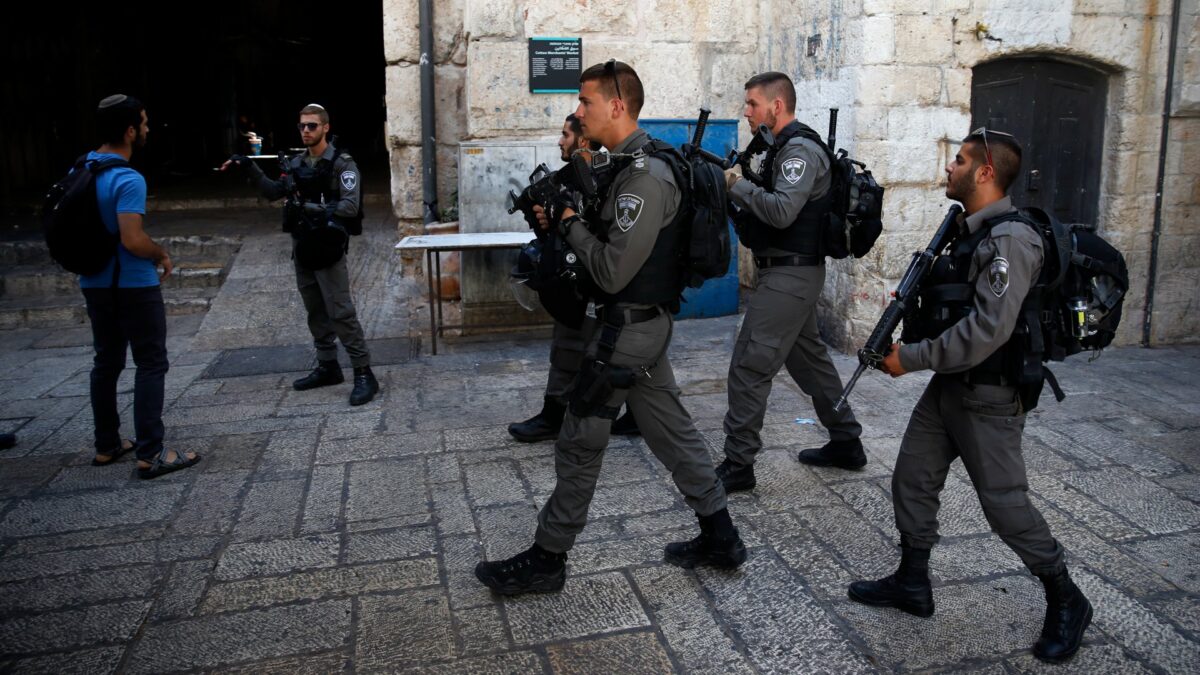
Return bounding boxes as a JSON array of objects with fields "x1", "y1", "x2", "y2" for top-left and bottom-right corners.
[{"x1": 0, "y1": 219, "x2": 1198, "y2": 673}]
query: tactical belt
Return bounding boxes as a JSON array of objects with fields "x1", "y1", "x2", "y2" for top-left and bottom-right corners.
[
  {"x1": 597, "y1": 305, "x2": 661, "y2": 325},
  {"x1": 961, "y1": 370, "x2": 1009, "y2": 387},
  {"x1": 754, "y1": 254, "x2": 823, "y2": 268}
]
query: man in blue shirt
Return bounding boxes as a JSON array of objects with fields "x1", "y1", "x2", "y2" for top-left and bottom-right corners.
[{"x1": 82, "y1": 95, "x2": 200, "y2": 479}]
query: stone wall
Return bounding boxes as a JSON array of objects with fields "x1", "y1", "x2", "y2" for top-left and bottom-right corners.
[
  {"x1": 385, "y1": 0, "x2": 764, "y2": 278},
  {"x1": 1155, "y1": 0, "x2": 1200, "y2": 344},
  {"x1": 761, "y1": 0, "x2": 1195, "y2": 349},
  {"x1": 383, "y1": 0, "x2": 1199, "y2": 347}
]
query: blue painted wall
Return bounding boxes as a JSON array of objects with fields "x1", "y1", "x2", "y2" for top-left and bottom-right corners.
[{"x1": 638, "y1": 117, "x2": 741, "y2": 319}]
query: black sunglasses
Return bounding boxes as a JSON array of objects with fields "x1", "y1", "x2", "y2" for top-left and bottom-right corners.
[
  {"x1": 970, "y1": 126, "x2": 1014, "y2": 169},
  {"x1": 297, "y1": 122, "x2": 322, "y2": 132},
  {"x1": 604, "y1": 59, "x2": 622, "y2": 101}
]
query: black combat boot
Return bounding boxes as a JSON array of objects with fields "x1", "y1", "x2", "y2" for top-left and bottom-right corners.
[
  {"x1": 715, "y1": 459, "x2": 757, "y2": 493},
  {"x1": 474, "y1": 543, "x2": 567, "y2": 595},
  {"x1": 798, "y1": 438, "x2": 867, "y2": 470},
  {"x1": 848, "y1": 545, "x2": 935, "y2": 617},
  {"x1": 349, "y1": 366, "x2": 379, "y2": 406},
  {"x1": 664, "y1": 508, "x2": 748, "y2": 569},
  {"x1": 508, "y1": 397, "x2": 565, "y2": 443},
  {"x1": 1033, "y1": 567, "x2": 1093, "y2": 662},
  {"x1": 293, "y1": 360, "x2": 344, "y2": 391},
  {"x1": 610, "y1": 409, "x2": 641, "y2": 436}
]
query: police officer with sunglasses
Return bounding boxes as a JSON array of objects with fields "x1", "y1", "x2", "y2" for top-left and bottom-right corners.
[
  {"x1": 847, "y1": 128, "x2": 1093, "y2": 663},
  {"x1": 224, "y1": 103, "x2": 378, "y2": 406}
]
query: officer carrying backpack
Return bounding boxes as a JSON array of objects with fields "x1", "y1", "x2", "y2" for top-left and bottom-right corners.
[
  {"x1": 640, "y1": 139, "x2": 731, "y2": 290},
  {"x1": 42, "y1": 155, "x2": 129, "y2": 275},
  {"x1": 824, "y1": 149, "x2": 885, "y2": 259},
  {"x1": 789, "y1": 113, "x2": 885, "y2": 259},
  {"x1": 1001, "y1": 206, "x2": 1129, "y2": 409}
]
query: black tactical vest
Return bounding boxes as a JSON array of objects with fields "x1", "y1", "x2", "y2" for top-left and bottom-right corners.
[
  {"x1": 288, "y1": 152, "x2": 342, "y2": 213},
  {"x1": 901, "y1": 212, "x2": 1039, "y2": 379},
  {"x1": 591, "y1": 141, "x2": 683, "y2": 308},
  {"x1": 284, "y1": 145, "x2": 364, "y2": 236},
  {"x1": 736, "y1": 121, "x2": 833, "y2": 256}
]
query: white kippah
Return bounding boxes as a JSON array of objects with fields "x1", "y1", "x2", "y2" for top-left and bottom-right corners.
[
  {"x1": 304, "y1": 102, "x2": 326, "y2": 110},
  {"x1": 98, "y1": 94, "x2": 128, "y2": 109}
]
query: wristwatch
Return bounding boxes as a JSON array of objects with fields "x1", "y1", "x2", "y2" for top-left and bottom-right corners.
[{"x1": 559, "y1": 213, "x2": 584, "y2": 237}]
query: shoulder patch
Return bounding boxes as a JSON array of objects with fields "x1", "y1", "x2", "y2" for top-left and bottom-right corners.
[
  {"x1": 340, "y1": 171, "x2": 358, "y2": 191},
  {"x1": 615, "y1": 193, "x2": 644, "y2": 232},
  {"x1": 989, "y1": 257, "x2": 1010, "y2": 298},
  {"x1": 780, "y1": 157, "x2": 807, "y2": 185}
]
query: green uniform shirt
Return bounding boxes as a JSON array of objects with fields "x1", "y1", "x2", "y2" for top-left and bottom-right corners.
[
  {"x1": 899, "y1": 196, "x2": 1045, "y2": 373},
  {"x1": 565, "y1": 129, "x2": 680, "y2": 297}
]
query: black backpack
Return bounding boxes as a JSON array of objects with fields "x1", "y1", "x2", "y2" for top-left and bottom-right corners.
[
  {"x1": 790, "y1": 125, "x2": 885, "y2": 259},
  {"x1": 1002, "y1": 207, "x2": 1128, "y2": 408},
  {"x1": 42, "y1": 155, "x2": 128, "y2": 275},
  {"x1": 1012, "y1": 207, "x2": 1128, "y2": 357},
  {"x1": 641, "y1": 140, "x2": 731, "y2": 289}
]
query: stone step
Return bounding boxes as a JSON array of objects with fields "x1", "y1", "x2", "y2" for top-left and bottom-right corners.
[
  {"x1": 0, "y1": 234, "x2": 242, "y2": 267},
  {"x1": 145, "y1": 191, "x2": 392, "y2": 212},
  {"x1": 0, "y1": 286, "x2": 219, "y2": 330},
  {"x1": 0, "y1": 263, "x2": 224, "y2": 298}
]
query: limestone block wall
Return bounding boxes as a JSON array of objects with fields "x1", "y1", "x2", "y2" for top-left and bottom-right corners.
[
  {"x1": 762, "y1": 0, "x2": 1193, "y2": 349},
  {"x1": 384, "y1": 0, "x2": 763, "y2": 275},
  {"x1": 383, "y1": 0, "x2": 1198, "y2": 346},
  {"x1": 1154, "y1": 0, "x2": 1200, "y2": 344},
  {"x1": 384, "y1": 0, "x2": 469, "y2": 250}
]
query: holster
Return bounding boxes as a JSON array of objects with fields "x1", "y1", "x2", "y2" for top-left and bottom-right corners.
[
  {"x1": 568, "y1": 315, "x2": 634, "y2": 419},
  {"x1": 283, "y1": 200, "x2": 302, "y2": 233}
]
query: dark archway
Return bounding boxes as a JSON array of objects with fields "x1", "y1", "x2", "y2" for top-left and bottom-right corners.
[
  {"x1": 971, "y1": 58, "x2": 1109, "y2": 225},
  {"x1": 2, "y1": 1, "x2": 386, "y2": 215}
]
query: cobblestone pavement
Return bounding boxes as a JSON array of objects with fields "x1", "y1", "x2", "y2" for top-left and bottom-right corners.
[{"x1": 0, "y1": 223, "x2": 1198, "y2": 672}]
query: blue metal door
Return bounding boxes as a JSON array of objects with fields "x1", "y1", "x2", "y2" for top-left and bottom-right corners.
[{"x1": 638, "y1": 118, "x2": 740, "y2": 319}]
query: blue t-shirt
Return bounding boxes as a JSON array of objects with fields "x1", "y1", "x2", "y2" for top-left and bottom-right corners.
[{"x1": 79, "y1": 151, "x2": 159, "y2": 288}]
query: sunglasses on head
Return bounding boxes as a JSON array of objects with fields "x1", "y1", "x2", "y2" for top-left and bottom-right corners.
[
  {"x1": 604, "y1": 59, "x2": 623, "y2": 100},
  {"x1": 297, "y1": 122, "x2": 322, "y2": 132},
  {"x1": 970, "y1": 126, "x2": 1014, "y2": 169}
]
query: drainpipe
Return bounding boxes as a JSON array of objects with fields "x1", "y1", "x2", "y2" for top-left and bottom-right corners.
[
  {"x1": 1143, "y1": 0, "x2": 1182, "y2": 346},
  {"x1": 419, "y1": 0, "x2": 439, "y2": 225}
]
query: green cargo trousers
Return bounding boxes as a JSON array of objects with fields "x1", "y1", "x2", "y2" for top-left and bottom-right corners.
[
  {"x1": 535, "y1": 308, "x2": 727, "y2": 553},
  {"x1": 892, "y1": 374, "x2": 1064, "y2": 574},
  {"x1": 293, "y1": 243, "x2": 370, "y2": 368},
  {"x1": 723, "y1": 265, "x2": 861, "y2": 467},
  {"x1": 545, "y1": 320, "x2": 589, "y2": 403}
]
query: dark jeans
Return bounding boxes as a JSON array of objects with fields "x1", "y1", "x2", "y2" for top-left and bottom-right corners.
[{"x1": 83, "y1": 286, "x2": 169, "y2": 462}]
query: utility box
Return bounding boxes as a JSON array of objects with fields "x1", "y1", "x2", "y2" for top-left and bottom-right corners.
[{"x1": 456, "y1": 138, "x2": 562, "y2": 327}]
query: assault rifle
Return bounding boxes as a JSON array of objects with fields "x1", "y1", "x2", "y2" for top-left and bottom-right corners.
[
  {"x1": 506, "y1": 152, "x2": 605, "y2": 235},
  {"x1": 679, "y1": 107, "x2": 718, "y2": 163},
  {"x1": 832, "y1": 205, "x2": 964, "y2": 413},
  {"x1": 688, "y1": 121, "x2": 776, "y2": 179}
]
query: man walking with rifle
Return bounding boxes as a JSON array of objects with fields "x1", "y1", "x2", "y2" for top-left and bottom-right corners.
[
  {"x1": 847, "y1": 130, "x2": 1092, "y2": 663},
  {"x1": 716, "y1": 72, "x2": 866, "y2": 494},
  {"x1": 475, "y1": 61, "x2": 745, "y2": 596}
]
